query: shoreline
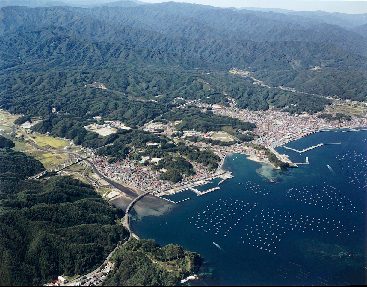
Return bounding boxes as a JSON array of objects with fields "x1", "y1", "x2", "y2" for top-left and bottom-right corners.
[{"x1": 155, "y1": 127, "x2": 367, "y2": 198}]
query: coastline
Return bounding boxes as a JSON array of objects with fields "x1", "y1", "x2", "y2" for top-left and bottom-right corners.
[
  {"x1": 130, "y1": 128, "x2": 367, "y2": 286},
  {"x1": 155, "y1": 126, "x2": 367, "y2": 198}
]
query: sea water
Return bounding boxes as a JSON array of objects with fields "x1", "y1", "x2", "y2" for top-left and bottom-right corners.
[{"x1": 132, "y1": 130, "x2": 367, "y2": 285}]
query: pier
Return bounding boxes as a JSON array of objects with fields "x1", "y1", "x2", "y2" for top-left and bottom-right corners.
[
  {"x1": 294, "y1": 157, "x2": 310, "y2": 165},
  {"x1": 158, "y1": 170, "x2": 232, "y2": 197},
  {"x1": 189, "y1": 186, "x2": 221, "y2": 196},
  {"x1": 283, "y1": 143, "x2": 324, "y2": 154},
  {"x1": 159, "y1": 197, "x2": 177, "y2": 204}
]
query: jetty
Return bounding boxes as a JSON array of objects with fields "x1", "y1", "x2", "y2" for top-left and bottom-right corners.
[
  {"x1": 294, "y1": 157, "x2": 310, "y2": 166},
  {"x1": 283, "y1": 143, "x2": 324, "y2": 154},
  {"x1": 325, "y1": 142, "x2": 342, "y2": 145},
  {"x1": 189, "y1": 186, "x2": 221, "y2": 196},
  {"x1": 159, "y1": 197, "x2": 177, "y2": 204}
]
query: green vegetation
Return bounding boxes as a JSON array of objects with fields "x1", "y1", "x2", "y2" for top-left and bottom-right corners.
[
  {"x1": 14, "y1": 115, "x2": 32, "y2": 125},
  {"x1": 33, "y1": 120, "x2": 220, "y2": 182},
  {"x1": 253, "y1": 144, "x2": 290, "y2": 169},
  {"x1": 161, "y1": 107, "x2": 256, "y2": 133},
  {"x1": 318, "y1": 113, "x2": 352, "y2": 122},
  {"x1": 265, "y1": 149, "x2": 290, "y2": 170},
  {"x1": 0, "y1": 140, "x2": 128, "y2": 286},
  {"x1": 157, "y1": 156, "x2": 194, "y2": 183},
  {"x1": 104, "y1": 239, "x2": 202, "y2": 286},
  {"x1": 0, "y1": 148, "x2": 44, "y2": 178},
  {"x1": 0, "y1": 134, "x2": 15, "y2": 149}
]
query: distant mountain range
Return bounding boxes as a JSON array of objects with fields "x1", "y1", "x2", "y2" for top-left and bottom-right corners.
[
  {"x1": 0, "y1": 0, "x2": 67, "y2": 7},
  {"x1": 354, "y1": 23, "x2": 367, "y2": 37},
  {"x1": 0, "y1": 0, "x2": 145, "y2": 7},
  {"x1": 0, "y1": 1, "x2": 366, "y2": 110}
]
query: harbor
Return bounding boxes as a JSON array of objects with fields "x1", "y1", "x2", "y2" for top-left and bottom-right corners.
[{"x1": 132, "y1": 129, "x2": 367, "y2": 286}]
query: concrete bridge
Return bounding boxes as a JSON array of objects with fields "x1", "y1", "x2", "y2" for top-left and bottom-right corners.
[{"x1": 123, "y1": 191, "x2": 151, "y2": 240}]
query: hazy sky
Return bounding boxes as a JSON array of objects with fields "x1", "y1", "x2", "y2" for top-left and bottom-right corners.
[
  {"x1": 65, "y1": 0, "x2": 367, "y2": 14},
  {"x1": 140, "y1": 0, "x2": 367, "y2": 14}
]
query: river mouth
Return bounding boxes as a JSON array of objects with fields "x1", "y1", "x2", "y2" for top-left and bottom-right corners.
[
  {"x1": 110, "y1": 193, "x2": 175, "y2": 218},
  {"x1": 131, "y1": 129, "x2": 367, "y2": 285}
]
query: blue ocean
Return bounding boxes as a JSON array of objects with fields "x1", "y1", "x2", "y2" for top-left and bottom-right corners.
[{"x1": 132, "y1": 130, "x2": 367, "y2": 285}]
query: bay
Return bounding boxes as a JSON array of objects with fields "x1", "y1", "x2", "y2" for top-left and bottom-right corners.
[{"x1": 132, "y1": 130, "x2": 367, "y2": 285}]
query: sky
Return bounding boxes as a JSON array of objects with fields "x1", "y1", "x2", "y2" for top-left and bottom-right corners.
[
  {"x1": 64, "y1": 0, "x2": 367, "y2": 14},
  {"x1": 140, "y1": 0, "x2": 367, "y2": 14}
]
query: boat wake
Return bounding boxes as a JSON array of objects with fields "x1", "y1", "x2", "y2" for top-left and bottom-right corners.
[
  {"x1": 213, "y1": 242, "x2": 223, "y2": 250},
  {"x1": 326, "y1": 164, "x2": 335, "y2": 173}
]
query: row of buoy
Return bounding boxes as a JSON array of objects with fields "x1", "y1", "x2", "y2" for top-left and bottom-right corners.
[
  {"x1": 286, "y1": 183, "x2": 360, "y2": 214},
  {"x1": 240, "y1": 208, "x2": 356, "y2": 254},
  {"x1": 336, "y1": 150, "x2": 367, "y2": 191}
]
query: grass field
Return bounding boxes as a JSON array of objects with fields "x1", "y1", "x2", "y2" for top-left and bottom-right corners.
[
  {"x1": 35, "y1": 152, "x2": 69, "y2": 169},
  {"x1": 0, "y1": 110, "x2": 19, "y2": 134},
  {"x1": 209, "y1": 131, "x2": 235, "y2": 142},
  {"x1": 32, "y1": 134, "x2": 69, "y2": 149},
  {"x1": 15, "y1": 140, "x2": 70, "y2": 169},
  {"x1": 327, "y1": 102, "x2": 367, "y2": 117}
]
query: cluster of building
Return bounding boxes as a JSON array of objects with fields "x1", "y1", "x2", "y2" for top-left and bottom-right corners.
[
  {"x1": 84, "y1": 82, "x2": 108, "y2": 90},
  {"x1": 90, "y1": 153, "x2": 226, "y2": 197},
  {"x1": 46, "y1": 262, "x2": 114, "y2": 286},
  {"x1": 206, "y1": 105, "x2": 367, "y2": 148},
  {"x1": 81, "y1": 97, "x2": 367, "y2": 197},
  {"x1": 143, "y1": 120, "x2": 176, "y2": 137}
]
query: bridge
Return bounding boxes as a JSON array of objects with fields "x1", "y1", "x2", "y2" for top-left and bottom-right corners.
[{"x1": 123, "y1": 191, "x2": 151, "y2": 240}]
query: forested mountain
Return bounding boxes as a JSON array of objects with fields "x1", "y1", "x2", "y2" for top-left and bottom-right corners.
[
  {"x1": 0, "y1": 2, "x2": 366, "y2": 161},
  {"x1": 101, "y1": 0, "x2": 144, "y2": 7},
  {"x1": 354, "y1": 23, "x2": 367, "y2": 37},
  {"x1": 0, "y1": 140, "x2": 128, "y2": 285},
  {"x1": 0, "y1": 0, "x2": 67, "y2": 7},
  {"x1": 0, "y1": 3, "x2": 366, "y2": 285},
  {"x1": 1, "y1": 3, "x2": 366, "y2": 82},
  {"x1": 272, "y1": 10, "x2": 367, "y2": 28}
]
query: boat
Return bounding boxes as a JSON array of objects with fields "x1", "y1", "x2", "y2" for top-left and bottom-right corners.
[{"x1": 213, "y1": 242, "x2": 222, "y2": 250}]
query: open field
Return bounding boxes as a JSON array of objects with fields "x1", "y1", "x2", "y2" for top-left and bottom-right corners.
[
  {"x1": 84, "y1": 123, "x2": 117, "y2": 136},
  {"x1": 61, "y1": 163, "x2": 118, "y2": 198},
  {"x1": 35, "y1": 152, "x2": 69, "y2": 169},
  {"x1": 0, "y1": 109, "x2": 19, "y2": 134},
  {"x1": 61, "y1": 163, "x2": 92, "y2": 184},
  {"x1": 31, "y1": 134, "x2": 69, "y2": 149},
  {"x1": 326, "y1": 101, "x2": 367, "y2": 117},
  {"x1": 209, "y1": 131, "x2": 235, "y2": 142},
  {"x1": 14, "y1": 139, "x2": 70, "y2": 169}
]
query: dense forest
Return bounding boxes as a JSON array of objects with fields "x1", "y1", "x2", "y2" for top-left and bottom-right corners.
[
  {"x1": 0, "y1": 3, "x2": 366, "y2": 118},
  {"x1": 0, "y1": 140, "x2": 129, "y2": 285},
  {"x1": 0, "y1": 134, "x2": 15, "y2": 149},
  {"x1": 0, "y1": 1, "x2": 366, "y2": 182},
  {"x1": 0, "y1": 137, "x2": 203, "y2": 286},
  {"x1": 161, "y1": 107, "x2": 256, "y2": 133},
  {"x1": 104, "y1": 239, "x2": 202, "y2": 286}
]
